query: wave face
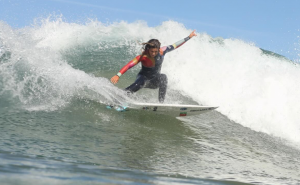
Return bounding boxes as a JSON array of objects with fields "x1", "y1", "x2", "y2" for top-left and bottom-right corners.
[{"x1": 1, "y1": 17, "x2": 300, "y2": 144}]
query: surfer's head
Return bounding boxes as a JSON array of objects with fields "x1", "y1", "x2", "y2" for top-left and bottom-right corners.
[{"x1": 142, "y1": 39, "x2": 161, "y2": 58}]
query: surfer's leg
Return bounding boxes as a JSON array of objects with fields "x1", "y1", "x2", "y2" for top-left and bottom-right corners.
[
  {"x1": 158, "y1": 74, "x2": 168, "y2": 103},
  {"x1": 124, "y1": 75, "x2": 147, "y2": 95},
  {"x1": 145, "y1": 74, "x2": 168, "y2": 103}
]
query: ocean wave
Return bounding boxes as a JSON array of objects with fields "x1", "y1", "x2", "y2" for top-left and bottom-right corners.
[{"x1": 1, "y1": 17, "x2": 300, "y2": 144}]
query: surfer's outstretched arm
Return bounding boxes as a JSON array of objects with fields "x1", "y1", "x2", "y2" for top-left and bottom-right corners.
[
  {"x1": 110, "y1": 55, "x2": 142, "y2": 84},
  {"x1": 160, "y1": 30, "x2": 197, "y2": 55}
]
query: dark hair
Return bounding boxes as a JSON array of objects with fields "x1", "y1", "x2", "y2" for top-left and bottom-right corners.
[
  {"x1": 138, "y1": 39, "x2": 161, "y2": 61},
  {"x1": 142, "y1": 39, "x2": 161, "y2": 50}
]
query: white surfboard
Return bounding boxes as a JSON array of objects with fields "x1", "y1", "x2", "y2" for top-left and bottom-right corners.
[{"x1": 114, "y1": 102, "x2": 218, "y2": 117}]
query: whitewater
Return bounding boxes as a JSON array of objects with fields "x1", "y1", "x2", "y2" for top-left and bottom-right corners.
[{"x1": 0, "y1": 17, "x2": 300, "y2": 184}]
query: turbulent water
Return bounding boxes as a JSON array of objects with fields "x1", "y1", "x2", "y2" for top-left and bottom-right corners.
[{"x1": 1, "y1": 17, "x2": 300, "y2": 185}]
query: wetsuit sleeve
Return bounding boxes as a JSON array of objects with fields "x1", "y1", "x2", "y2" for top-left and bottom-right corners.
[
  {"x1": 160, "y1": 36, "x2": 191, "y2": 55},
  {"x1": 117, "y1": 55, "x2": 141, "y2": 77}
]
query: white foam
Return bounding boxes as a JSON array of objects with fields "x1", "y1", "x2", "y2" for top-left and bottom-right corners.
[
  {"x1": 161, "y1": 27, "x2": 300, "y2": 144},
  {"x1": 1, "y1": 17, "x2": 300, "y2": 144},
  {"x1": 0, "y1": 19, "x2": 126, "y2": 111}
]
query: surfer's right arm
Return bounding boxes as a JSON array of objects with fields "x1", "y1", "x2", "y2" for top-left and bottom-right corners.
[{"x1": 110, "y1": 55, "x2": 142, "y2": 84}]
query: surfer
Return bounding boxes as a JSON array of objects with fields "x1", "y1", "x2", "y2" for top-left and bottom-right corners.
[{"x1": 110, "y1": 30, "x2": 197, "y2": 103}]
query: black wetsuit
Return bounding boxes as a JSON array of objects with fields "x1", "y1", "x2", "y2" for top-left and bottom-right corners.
[{"x1": 117, "y1": 36, "x2": 191, "y2": 103}]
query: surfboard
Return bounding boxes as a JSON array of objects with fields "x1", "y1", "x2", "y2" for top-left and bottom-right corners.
[{"x1": 107, "y1": 102, "x2": 218, "y2": 117}]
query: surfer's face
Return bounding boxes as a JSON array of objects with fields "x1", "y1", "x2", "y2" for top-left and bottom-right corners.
[{"x1": 148, "y1": 48, "x2": 159, "y2": 58}]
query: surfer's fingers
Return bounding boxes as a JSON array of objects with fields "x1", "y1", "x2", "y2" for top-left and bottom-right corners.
[
  {"x1": 110, "y1": 77, "x2": 115, "y2": 84},
  {"x1": 110, "y1": 75, "x2": 119, "y2": 84},
  {"x1": 111, "y1": 79, "x2": 117, "y2": 84},
  {"x1": 189, "y1": 30, "x2": 197, "y2": 37}
]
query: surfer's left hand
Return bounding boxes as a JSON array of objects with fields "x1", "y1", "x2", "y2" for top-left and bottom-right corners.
[{"x1": 189, "y1": 30, "x2": 197, "y2": 38}]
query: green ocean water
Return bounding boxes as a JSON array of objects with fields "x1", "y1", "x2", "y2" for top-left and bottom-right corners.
[{"x1": 1, "y1": 19, "x2": 300, "y2": 184}]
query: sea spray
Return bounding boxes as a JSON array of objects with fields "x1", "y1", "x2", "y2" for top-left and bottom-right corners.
[
  {"x1": 1, "y1": 17, "x2": 300, "y2": 144},
  {"x1": 0, "y1": 20, "x2": 128, "y2": 111}
]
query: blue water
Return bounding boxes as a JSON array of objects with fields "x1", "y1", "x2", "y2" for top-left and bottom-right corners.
[{"x1": 1, "y1": 18, "x2": 300, "y2": 184}]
